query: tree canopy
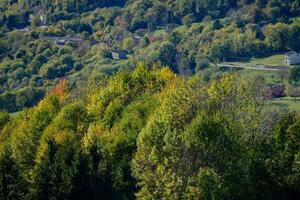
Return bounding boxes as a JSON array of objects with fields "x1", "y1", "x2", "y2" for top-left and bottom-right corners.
[{"x1": 0, "y1": 64, "x2": 299, "y2": 199}]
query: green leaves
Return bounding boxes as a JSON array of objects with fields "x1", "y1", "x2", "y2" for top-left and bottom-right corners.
[
  {"x1": 0, "y1": 111, "x2": 9, "y2": 128},
  {"x1": 288, "y1": 66, "x2": 300, "y2": 85},
  {"x1": 0, "y1": 66, "x2": 299, "y2": 199},
  {"x1": 185, "y1": 168, "x2": 227, "y2": 200}
]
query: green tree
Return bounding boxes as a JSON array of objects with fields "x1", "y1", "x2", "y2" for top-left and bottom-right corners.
[
  {"x1": 288, "y1": 66, "x2": 300, "y2": 101},
  {"x1": 0, "y1": 111, "x2": 9, "y2": 128},
  {"x1": 0, "y1": 146, "x2": 28, "y2": 200}
]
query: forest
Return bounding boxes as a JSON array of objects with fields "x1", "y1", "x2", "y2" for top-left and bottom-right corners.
[
  {"x1": 0, "y1": 0, "x2": 300, "y2": 199},
  {"x1": 0, "y1": 0, "x2": 299, "y2": 111},
  {"x1": 0, "y1": 64, "x2": 300, "y2": 199}
]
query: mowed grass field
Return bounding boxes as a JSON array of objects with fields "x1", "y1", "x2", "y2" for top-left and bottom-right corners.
[
  {"x1": 228, "y1": 54, "x2": 288, "y2": 67},
  {"x1": 229, "y1": 67, "x2": 299, "y2": 112},
  {"x1": 239, "y1": 70, "x2": 300, "y2": 111},
  {"x1": 238, "y1": 69, "x2": 285, "y2": 84},
  {"x1": 270, "y1": 97, "x2": 300, "y2": 111},
  {"x1": 249, "y1": 54, "x2": 287, "y2": 66},
  {"x1": 228, "y1": 54, "x2": 300, "y2": 111}
]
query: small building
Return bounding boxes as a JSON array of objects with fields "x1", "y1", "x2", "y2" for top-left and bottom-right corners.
[
  {"x1": 56, "y1": 39, "x2": 66, "y2": 46},
  {"x1": 285, "y1": 51, "x2": 300, "y2": 65},
  {"x1": 111, "y1": 50, "x2": 127, "y2": 60},
  {"x1": 265, "y1": 84, "x2": 285, "y2": 99}
]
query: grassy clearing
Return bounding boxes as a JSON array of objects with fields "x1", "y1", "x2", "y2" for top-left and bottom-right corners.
[
  {"x1": 238, "y1": 69, "x2": 300, "y2": 111},
  {"x1": 270, "y1": 97, "x2": 300, "y2": 111},
  {"x1": 249, "y1": 54, "x2": 287, "y2": 66},
  {"x1": 238, "y1": 69, "x2": 285, "y2": 84},
  {"x1": 228, "y1": 54, "x2": 287, "y2": 67},
  {"x1": 229, "y1": 67, "x2": 299, "y2": 111}
]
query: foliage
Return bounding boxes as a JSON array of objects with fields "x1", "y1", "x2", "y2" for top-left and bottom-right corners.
[
  {"x1": 0, "y1": 1, "x2": 300, "y2": 198},
  {"x1": 0, "y1": 0, "x2": 299, "y2": 112},
  {"x1": 0, "y1": 65, "x2": 299, "y2": 199}
]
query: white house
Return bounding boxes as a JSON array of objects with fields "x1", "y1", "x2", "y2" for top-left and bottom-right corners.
[{"x1": 285, "y1": 51, "x2": 300, "y2": 65}]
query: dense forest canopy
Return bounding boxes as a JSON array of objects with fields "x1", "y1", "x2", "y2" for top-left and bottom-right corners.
[
  {"x1": 0, "y1": 64, "x2": 300, "y2": 199},
  {"x1": 0, "y1": 1, "x2": 300, "y2": 199}
]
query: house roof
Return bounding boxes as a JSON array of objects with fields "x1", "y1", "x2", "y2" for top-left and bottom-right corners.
[
  {"x1": 285, "y1": 51, "x2": 297, "y2": 56},
  {"x1": 265, "y1": 85, "x2": 285, "y2": 98}
]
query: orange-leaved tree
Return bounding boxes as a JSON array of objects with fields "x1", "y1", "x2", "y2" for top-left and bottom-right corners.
[{"x1": 49, "y1": 79, "x2": 69, "y2": 103}]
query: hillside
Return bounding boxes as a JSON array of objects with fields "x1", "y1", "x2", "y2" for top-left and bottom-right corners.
[
  {"x1": 0, "y1": 0, "x2": 300, "y2": 112},
  {"x1": 1, "y1": 65, "x2": 300, "y2": 199},
  {"x1": 0, "y1": 1, "x2": 300, "y2": 199}
]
